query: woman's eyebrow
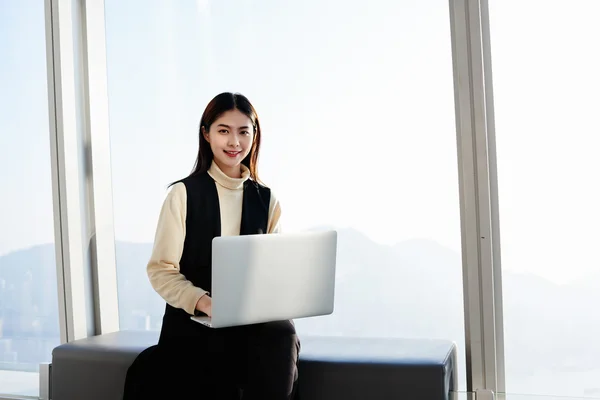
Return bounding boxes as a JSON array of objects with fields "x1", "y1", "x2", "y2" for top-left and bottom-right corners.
[{"x1": 217, "y1": 124, "x2": 250, "y2": 130}]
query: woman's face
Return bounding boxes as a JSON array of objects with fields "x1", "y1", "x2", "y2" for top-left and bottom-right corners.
[{"x1": 203, "y1": 109, "x2": 254, "y2": 178}]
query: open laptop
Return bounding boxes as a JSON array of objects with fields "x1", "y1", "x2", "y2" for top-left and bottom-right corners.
[{"x1": 191, "y1": 230, "x2": 337, "y2": 328}]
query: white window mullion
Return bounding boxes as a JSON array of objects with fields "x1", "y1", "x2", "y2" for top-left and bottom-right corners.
[
  {"x1": 81, "y1": 0, "x2": 120, "y2": 335},
  {"x1": 45, "y1": 0, "x2": 120, "y2": 342},
  {"x1": 448, "y1": 0, "x2": 504, "y2": 396},
  {"x1": 479, "y1": 0, "x2": 506, "y2": 395},
  {"x1": 45, "y1": 0, "x2": 93, "y2": 343}
]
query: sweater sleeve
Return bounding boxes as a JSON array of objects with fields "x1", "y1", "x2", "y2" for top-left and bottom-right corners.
[
  {"x1": 146, "y1": 182, "x2": 208, "y2": 315},
  {"x1": 267, "y1": 190, "x2": 282, "y2": 234}
]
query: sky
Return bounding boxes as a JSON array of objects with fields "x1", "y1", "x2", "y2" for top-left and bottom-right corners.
[
  {"x1": 103, "y1": 0, "x2": 461, "y2": 251},
  {"x1": 1, "y1": 1, "x2": 600, "y2": 279},
  {"x1": 0, "y1": 1, "x2": 55, "y2": 259}
]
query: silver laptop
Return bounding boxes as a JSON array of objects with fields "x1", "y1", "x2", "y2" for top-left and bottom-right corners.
[{"x1": 191, "y1": 230, "x2": 337, "y2": 328}]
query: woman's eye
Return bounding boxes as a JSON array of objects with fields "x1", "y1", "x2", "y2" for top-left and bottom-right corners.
[
  {"x1": 241, "y1": 131, "x2": 250, "y2": 135},
  {"x1": 218, "y1": 129, "x2": 228, "y2": 134}
]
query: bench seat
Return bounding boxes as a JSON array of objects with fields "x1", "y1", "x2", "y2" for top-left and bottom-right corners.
[{"x1": 51, "y1": 330, "x2": 457, "y2": 400}]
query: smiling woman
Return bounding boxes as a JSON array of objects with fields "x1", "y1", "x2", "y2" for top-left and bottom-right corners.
[{"x1": 124, "y1": 91, "x2": 296, "y2": 399}]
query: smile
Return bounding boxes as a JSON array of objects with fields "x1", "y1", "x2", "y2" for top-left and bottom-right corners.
[{"x1": 224, "y1": 150, "x2": 241, "y2": 157}]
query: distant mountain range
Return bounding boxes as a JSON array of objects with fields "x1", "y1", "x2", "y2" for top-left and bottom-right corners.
[{"x1": 2, "y1": 228, "x2": 600, "y2": 396}]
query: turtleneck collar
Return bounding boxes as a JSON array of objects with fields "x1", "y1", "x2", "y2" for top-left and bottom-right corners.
[{"x1": 207, "y1": 160, "x2": 250, "y2": 190}]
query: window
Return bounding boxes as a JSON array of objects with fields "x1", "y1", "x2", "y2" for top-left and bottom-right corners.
[
  {"x1": 490, "y1": 0, "x2": 600, "y2": 397},
  {"x1": 105, "y1": 0, "x2": 466, "y2": 389},
  {"x1": 0, "y1": 1, "x2": 61, "y2": 397}
]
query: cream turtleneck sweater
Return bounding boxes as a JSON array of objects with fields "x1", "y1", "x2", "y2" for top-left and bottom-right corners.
[{"x1": 146, "y1": 161, "x2": 282, "y2": 315}]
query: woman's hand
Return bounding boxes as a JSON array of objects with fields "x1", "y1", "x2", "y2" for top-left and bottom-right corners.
[{"x1": 195, "y1": 294, "x2": 212, "y2": 317}]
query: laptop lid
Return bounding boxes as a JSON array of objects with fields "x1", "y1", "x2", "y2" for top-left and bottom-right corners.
[{"x1": 209, "y1": 230, "x2": 337, "y2": 328}]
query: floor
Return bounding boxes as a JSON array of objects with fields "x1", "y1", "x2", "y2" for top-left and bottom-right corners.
[{"x1": 2, "y1": 377, "x2": 600, "y2": 400}]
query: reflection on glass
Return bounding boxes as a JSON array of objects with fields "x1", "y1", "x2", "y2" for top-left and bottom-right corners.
[{"x1": 0, "y1": 0, "x2": 61, "y2": 397}]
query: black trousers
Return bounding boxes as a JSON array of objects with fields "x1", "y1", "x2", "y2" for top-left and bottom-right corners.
[{"x1": 123, "y1": 319, "x2": 300, "y2": 400}]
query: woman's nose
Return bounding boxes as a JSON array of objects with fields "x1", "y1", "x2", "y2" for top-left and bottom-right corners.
[{"x1": 228, "y1": 136, "x2": 240, "y2": 147}]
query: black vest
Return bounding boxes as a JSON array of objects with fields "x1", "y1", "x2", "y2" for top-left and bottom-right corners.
[{"x1": 160, "y1": 172, "x2": 271, "y2": 339}]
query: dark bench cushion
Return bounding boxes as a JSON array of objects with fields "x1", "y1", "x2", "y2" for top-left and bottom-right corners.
[
  {"x1": 51, "y1": 331, "x2": 158, "y2": 400},
  {"x1": 298, "y1": 336, "x2": 457, "y2": 400},
  {"x1": 51, "y1": 330, "x2": 457, "y2": 400}
]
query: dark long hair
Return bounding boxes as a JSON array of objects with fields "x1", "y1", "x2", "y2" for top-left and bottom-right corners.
[{"x1": 187, "y1": 92, "x2": 262, "y2": 183}]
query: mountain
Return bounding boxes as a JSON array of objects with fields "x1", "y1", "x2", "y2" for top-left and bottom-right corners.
[
  {"x1": 2, "y1": 229, "x2": 600, "y2": 395},
  {"x1": 0, "y1": 244, "x2": 60, "y2": 337}
]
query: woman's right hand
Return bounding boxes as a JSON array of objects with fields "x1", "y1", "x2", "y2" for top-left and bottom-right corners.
[{"x1": 195, "y1": 294, "x2": 212, "y2": 317}]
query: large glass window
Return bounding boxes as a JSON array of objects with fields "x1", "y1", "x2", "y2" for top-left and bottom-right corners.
[
  {"x1": 490, "y1": 0, "x2": 600, "y2": 397},
  {"x1": 105, "y1": 0, "x2": 466, "y2": 389},
  {"x1": 0, "y1": 1, "x2": 61, "y2": 397}
]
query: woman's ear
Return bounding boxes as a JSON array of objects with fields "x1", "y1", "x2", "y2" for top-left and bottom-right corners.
[{"x1": 201, "y1": 125, "x2": 209, "y2": 142}]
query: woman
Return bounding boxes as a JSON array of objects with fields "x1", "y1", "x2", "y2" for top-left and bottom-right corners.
[{"x1": 123, "y1": 92, "x2": 300, "y2": 400}]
